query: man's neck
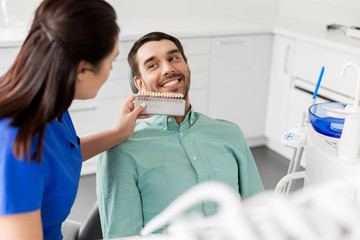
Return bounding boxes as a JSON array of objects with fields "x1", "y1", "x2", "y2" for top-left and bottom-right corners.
[{"x1": 173, "y1": 98, "x2": 191, "y2": 125}]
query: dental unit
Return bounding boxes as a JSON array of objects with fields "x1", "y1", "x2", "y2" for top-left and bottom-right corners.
[{"x1": 276, "y1": 62, "x2": 360, "y2": 191}]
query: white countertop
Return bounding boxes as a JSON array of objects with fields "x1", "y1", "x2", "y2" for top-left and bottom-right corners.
[
  {"x1": 117, "y1": 15, "x2": 272, "y2": 40},
  {"x1": 0, "y1": 27, "x2": 28, "y2": 47},
  {"x1": 270, "y1": 16, "x2": 360, "y2": 56},
  {"x1": 1, "y1": 15, "x2": 360, "y2": 55},
  {"x1": 0, "y1": 16, "x2": 272, "y2": 47}
]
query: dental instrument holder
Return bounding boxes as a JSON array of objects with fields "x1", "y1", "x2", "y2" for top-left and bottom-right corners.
[{"x1": 281, "y1": 125, "x2": 307, "y2": 195}]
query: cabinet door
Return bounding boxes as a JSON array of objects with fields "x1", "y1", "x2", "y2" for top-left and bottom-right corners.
[
  {"x1": 293, "y1": 41, "x2": 360, "y2": 100},
  {"x1": 0, "y1": 47, "x2": 20, "y2": 75},
  {"x1": 181, "y1": 38, "x2": 211, "y2": 114},
  {"x1": 209, "y1": 35, "x2": 272, "y2": 139},
  {"x1": 264, "y1": 35, "x2": 295, "y2": 143}
]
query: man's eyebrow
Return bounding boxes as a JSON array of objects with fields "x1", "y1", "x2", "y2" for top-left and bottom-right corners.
[
  {"x1": 143, "y1": 56, "x2": 155, "y2": 67},
  {"x1": 143, "y1": 49, "x2": 180, "y2": 66},
  {"x1": 168, "y1": 49, "x2": 180, "y2": 55}
]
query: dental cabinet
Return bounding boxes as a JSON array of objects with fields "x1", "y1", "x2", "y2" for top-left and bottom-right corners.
[
  {"x1": 209, "y1": 35, "x2": 272, "y2": 143},
  {"x1": 264, "y1": 35, "x2": 297, "y2": 160},
  {"x1": 0, "y1": 47, "x2": 19, "y2": 76}
]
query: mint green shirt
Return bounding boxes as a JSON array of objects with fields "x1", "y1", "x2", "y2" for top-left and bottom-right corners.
[{"x1": 96, "y1": 108, "x2": 264, "y2": 238}]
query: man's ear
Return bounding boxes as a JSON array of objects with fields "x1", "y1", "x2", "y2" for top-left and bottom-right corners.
[
  {"x1": 77, "y1": 60, "x2": 94, "y2": 81},
  {"x1": 134, "y1": 75, "x2": 145, "y2": 91}
]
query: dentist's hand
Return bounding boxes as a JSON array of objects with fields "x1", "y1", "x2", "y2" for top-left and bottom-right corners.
[
  {"x1": 115, "y1": 94, "x2": 152, "y2": 140},
  {"x1": 80, "y1": 94, "x2": 152, "y2": 161}
]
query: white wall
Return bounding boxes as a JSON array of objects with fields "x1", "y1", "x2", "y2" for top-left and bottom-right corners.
[
  {"x1": 6, "y1": 0, "x2": 360, "y2": 32},
  {"x1": 108, "y1": 0, "x2": 280, "y2": 23},
  {"x1": 279, "y1": 0, "x2": 360, "y2": 26},
  {"x1": 0, "y1": 0, "x2": 41, "y2": 28},
  {"x1": 5, "y1": 0, "x2": 280, "y2": 29}
]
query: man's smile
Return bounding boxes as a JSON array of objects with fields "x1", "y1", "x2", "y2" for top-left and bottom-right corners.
[
  {"x1": 162, "y1": 79, "x2": 180, "y2": 87},
  {"x1": 160, "y1": 74, "x2": 184, "y2": 90}
]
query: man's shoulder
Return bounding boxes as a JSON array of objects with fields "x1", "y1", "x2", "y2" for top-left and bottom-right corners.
[
  {"x1": 110, "y1": 119, "x2": 162, "y2": 150},
  {"x1": 195, "y1": 112, "x2": 240, "y2": 130}
]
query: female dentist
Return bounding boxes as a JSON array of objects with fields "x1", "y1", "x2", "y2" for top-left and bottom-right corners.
[{"x1": 0, "y1": 0, "x2": 147, "y2": 239}]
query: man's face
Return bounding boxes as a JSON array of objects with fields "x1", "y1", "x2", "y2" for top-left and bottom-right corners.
[{"x1": 134, "y1": 39, "x2": 191, "y2": 99}]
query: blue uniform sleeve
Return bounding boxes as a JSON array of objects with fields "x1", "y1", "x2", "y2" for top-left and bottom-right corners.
[{"x1": 0, "y1": 124, "x2": 44, "y2": 215}]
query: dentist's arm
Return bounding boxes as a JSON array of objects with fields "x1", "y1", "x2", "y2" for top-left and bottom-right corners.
[
  {"x1": 80, "y1": 94, "x2": 147, "y2": 161},
  {"x1": 0, "y1": 210, "x2": 43, "y2": 240}
]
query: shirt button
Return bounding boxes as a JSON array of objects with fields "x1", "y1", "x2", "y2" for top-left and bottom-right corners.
[
  {"x1": 168, "y1": 118, "x2": 172, "y2": 122},
  {"x1": 190, "y1": 120, "x2": 193, "y2": 124},
  {"x1": 180, "y1": 132, "x2": 184, "y2": 136},
  {"x1": 163, "y1": 127, "x2": 167, "y2": 130},
  {"x1": 192, "y1": 156, "x2": 197, "y2": 161}
]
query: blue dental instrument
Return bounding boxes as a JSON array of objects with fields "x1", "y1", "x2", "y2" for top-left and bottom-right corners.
[{"x1": 313, "y1": 66, "x2": 325, "y2": 101}]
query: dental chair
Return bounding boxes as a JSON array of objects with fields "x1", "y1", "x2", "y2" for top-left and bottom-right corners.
[
  {"x1": 62, "y1": 201, "x2": 103, "y2": 240},
  {"x1": 77, "y1": 202, "x2": 102, "y2": 240}
]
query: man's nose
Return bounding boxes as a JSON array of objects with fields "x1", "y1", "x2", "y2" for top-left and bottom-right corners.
[{"x1": 162, "y1": 62, "x2": 175, "y2": 75}]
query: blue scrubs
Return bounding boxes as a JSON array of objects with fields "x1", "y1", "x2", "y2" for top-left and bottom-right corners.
[{"x1": 0, "y1": 111, "x2": 82, "y2": 240}]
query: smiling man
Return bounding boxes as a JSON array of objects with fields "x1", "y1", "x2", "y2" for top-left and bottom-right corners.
[{"x1": 96, "y1": 32, "x2": 264, "y2": 238}]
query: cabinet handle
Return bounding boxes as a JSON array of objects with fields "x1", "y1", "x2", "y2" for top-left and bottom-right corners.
[
  {"x1": 216, "y1": 40, "x2": 244, "y2": 46},
  {"x1": 69, "y1": 105, "x2": 98, "y2": 113},
  {"x1": 284, "y1": 44, "x2": 291, "y2": 74}
]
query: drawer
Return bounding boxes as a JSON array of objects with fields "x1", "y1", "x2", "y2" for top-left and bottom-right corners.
[
  {"x1": 0, "y1": 47, "x2": 20, "y2": 69},
  {"x1": 0, "y1": 68, "x2": 7, "y2": 75},
  {"x1": 287, "y1": 86, "x2": 328, "y2": 130},
  {"x1": 211, "y1": 35, "x2": 272, "y2": 67},
  {"x1": 181, "y1": 38, "x2": 211, "y2": 55},
  {"x1": 189, "y1": 88, "x2": 208, "y2": 114},
  {"x1": 191, "y1": 72, "x2": 208, "y2": 90},
  {"x1": 293, "y1": 41, "x2": 360, "y2": 99},
  {"x1": 96, "y1": 79, "x2": 132, "y2": 99},
  {"x1": 108, "y1": 59, "x2": 128, "y2": 81},
  {"x1": 123, "y1": 38, "x2": 210, "y2": 57},
  {"x1": 69, "y1": 97, "x2": 126, "y2": 136},
  {"x1": 117, "y1": 42, "x2": 128, "y2": 61},
  {"x1": 187, "y1": 55, "x2": 210, "y2": 72}
]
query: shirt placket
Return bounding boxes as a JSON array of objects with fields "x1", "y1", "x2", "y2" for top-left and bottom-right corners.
[{"x1": 177, "y1": 123, "x2": 217, "y2": 215}]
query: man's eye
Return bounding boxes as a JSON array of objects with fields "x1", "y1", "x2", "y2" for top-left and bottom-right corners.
[
  {"x1": 169, "y1": 57, "x2": 178, "y2": 61},
  {"x1": 148, "y1": 64, "x2": 157, "y2": 69}
]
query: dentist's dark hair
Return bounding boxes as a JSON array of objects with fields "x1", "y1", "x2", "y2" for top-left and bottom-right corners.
[
  {"x1": 127, "y1": 31, "x2": 188, "y2": 77},
  {"x1": 0, "y1": 0, "x2": 119, "y2": 162}
]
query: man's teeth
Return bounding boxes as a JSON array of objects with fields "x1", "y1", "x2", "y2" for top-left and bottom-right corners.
[{"x1": 163, "y1": 79, "x2": 179, "y2": 87}]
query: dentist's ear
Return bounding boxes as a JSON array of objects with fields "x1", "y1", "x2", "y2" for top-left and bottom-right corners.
[
  {"x1": 74, "y1": 60, "x2": 95, "y2": 99},
  {"x1": 77, "y1": 60, "x2": 94, "y2": 81}
]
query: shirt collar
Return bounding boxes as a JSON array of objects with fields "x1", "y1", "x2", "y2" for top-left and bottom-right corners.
[{"x1": 143, "y1": 106, "x2": 196, "y2": 131}]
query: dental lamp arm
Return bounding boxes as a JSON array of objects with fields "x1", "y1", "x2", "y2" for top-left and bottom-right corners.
[{"x1": 140, "y1": 181, "x2": 257, "y2": 240}]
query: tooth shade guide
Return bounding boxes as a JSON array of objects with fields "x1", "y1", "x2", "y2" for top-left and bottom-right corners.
[
  {"x1": 134, "y1": 91, "x2": 186, "y2": 116},
  {"x1": 138, "y1": 91, "x2": 184, "y2": 99}
]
